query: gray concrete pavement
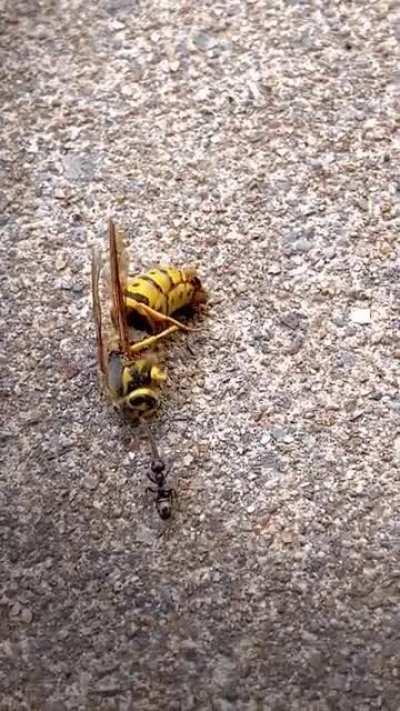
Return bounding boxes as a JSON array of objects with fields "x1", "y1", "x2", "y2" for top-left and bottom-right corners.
[{"x1": 1, "y1": 1, "x2": 400, "y2": 708}]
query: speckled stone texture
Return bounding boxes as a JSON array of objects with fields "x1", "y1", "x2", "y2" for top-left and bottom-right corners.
[{"x1": 1, "y1": 0, "x2": 400, "y2": 709}]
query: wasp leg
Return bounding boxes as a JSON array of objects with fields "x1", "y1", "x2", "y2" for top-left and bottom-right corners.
[
  {"x1": 127, "y1": 299, "x2": 200, "y2": 332},
  {"x1": 129, "y1": 326, "x2": 179, "y2": 354}
]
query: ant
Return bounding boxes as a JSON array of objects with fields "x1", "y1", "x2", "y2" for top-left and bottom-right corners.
[{"x1": 144, "y1": 423, "x2": 176, "y2": 520}]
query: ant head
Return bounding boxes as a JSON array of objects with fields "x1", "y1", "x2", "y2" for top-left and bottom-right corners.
[{"x1": 151, "y1": 459, "x2": 166, "y2": 476}]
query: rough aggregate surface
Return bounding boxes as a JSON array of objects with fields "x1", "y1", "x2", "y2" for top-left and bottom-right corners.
[{"x1": 1, "y1": 0, "x2": 400, "y2": 709}]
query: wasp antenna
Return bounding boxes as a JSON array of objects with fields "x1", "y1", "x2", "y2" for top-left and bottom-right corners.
[{"x1": 142, "y1": 420, "x2": 162, "y2": 463}]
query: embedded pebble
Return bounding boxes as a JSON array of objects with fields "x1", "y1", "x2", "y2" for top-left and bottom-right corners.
[
  {"x1": 20, "y1": 607, "x2": 33, "y2": 624},
  {"x1": 268, "y1": 263, "x2": 281, "y2": 275},
  {"x1": 192, "y1": 31, "x2": 220, "y2": 51},
  {"x1": 393, "y1": 437, "x2": 400, "y2": 462},
  {"x1": 350, "y1": 307, "x2": 371, "y2": 324},
  {"x1": 55, "y1": 252, "x2": 68, "y2": 271}
]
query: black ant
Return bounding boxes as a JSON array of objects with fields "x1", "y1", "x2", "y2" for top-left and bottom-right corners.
[{"x1": 144, "y1": 423, "x2": 176, "y2": 520}]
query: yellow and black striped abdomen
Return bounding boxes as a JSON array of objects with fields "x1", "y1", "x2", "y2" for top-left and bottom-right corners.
[{"x1": 124, "y1": 266, "x2": 202, "y2": 330}]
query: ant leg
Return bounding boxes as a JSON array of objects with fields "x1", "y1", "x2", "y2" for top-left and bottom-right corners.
[
  {"x1": 164, "y1": 487, "x2": 177, "y2": 503},
  {"x1": 145, "y1": 486, "x2": 157, "y2": 502}
]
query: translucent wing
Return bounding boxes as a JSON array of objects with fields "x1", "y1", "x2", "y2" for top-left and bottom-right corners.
[
  {"x1": 109, "y1": 218, "x2": 131, "y2": 357},
  {"x1": 91, "y1": 248, "x2": 108, "y2": 381}
]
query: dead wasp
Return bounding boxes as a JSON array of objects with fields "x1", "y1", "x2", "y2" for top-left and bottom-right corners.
[{"x1": 91, "y1": 219, "x2": 205, "y2": 418}]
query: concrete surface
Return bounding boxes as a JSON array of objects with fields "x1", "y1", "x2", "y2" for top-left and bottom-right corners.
[{"x1": 1, "y1": 0, "x2": 400, "y2": 709}]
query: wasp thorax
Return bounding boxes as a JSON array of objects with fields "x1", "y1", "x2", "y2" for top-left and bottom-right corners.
[
  {"x1": 150, "y1": 365, "x2": 167, "y2": 384},
  {"x1": 118, "y1": 358, "x2": 163, "y2": 391}
]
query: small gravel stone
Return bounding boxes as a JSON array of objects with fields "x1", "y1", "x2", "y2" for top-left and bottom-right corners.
[
  {"x1": 83, "y1": 475, "x2": 99, "y2": 491},
  {"x1": 393, "y1": 437, "x2": 400, "y2": 462},
  {"x1": 20, "y1": 607, "x2": 33, "y2": 624},
  {"x1": 192, "y1": 31, "x2": 219, "y2": 51},
  {"x1": 55, "y1": 252, "x2": 68, "y2": 271},
  {"x1": 280, "y1": 310, "x2": 307, "y2": 330},
  {"x1": 350, "y1": 308, "x2": 371, "y2": 324}
]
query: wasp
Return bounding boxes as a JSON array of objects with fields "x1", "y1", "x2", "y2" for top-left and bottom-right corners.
[
  {"x1": 92, "y1": 222, "x2": 165, "y2": 417},
  {"x1": 91, "y1": 219, "x2": 205, "y2": 418}
]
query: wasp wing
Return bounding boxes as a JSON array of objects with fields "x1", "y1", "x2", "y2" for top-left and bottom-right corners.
[
  {"x1": 91, "y1": 248, "x2": 108, "y2": 382},
  {"x1": 109, "y1": 218, "x2": 131, "y2": 357}
]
